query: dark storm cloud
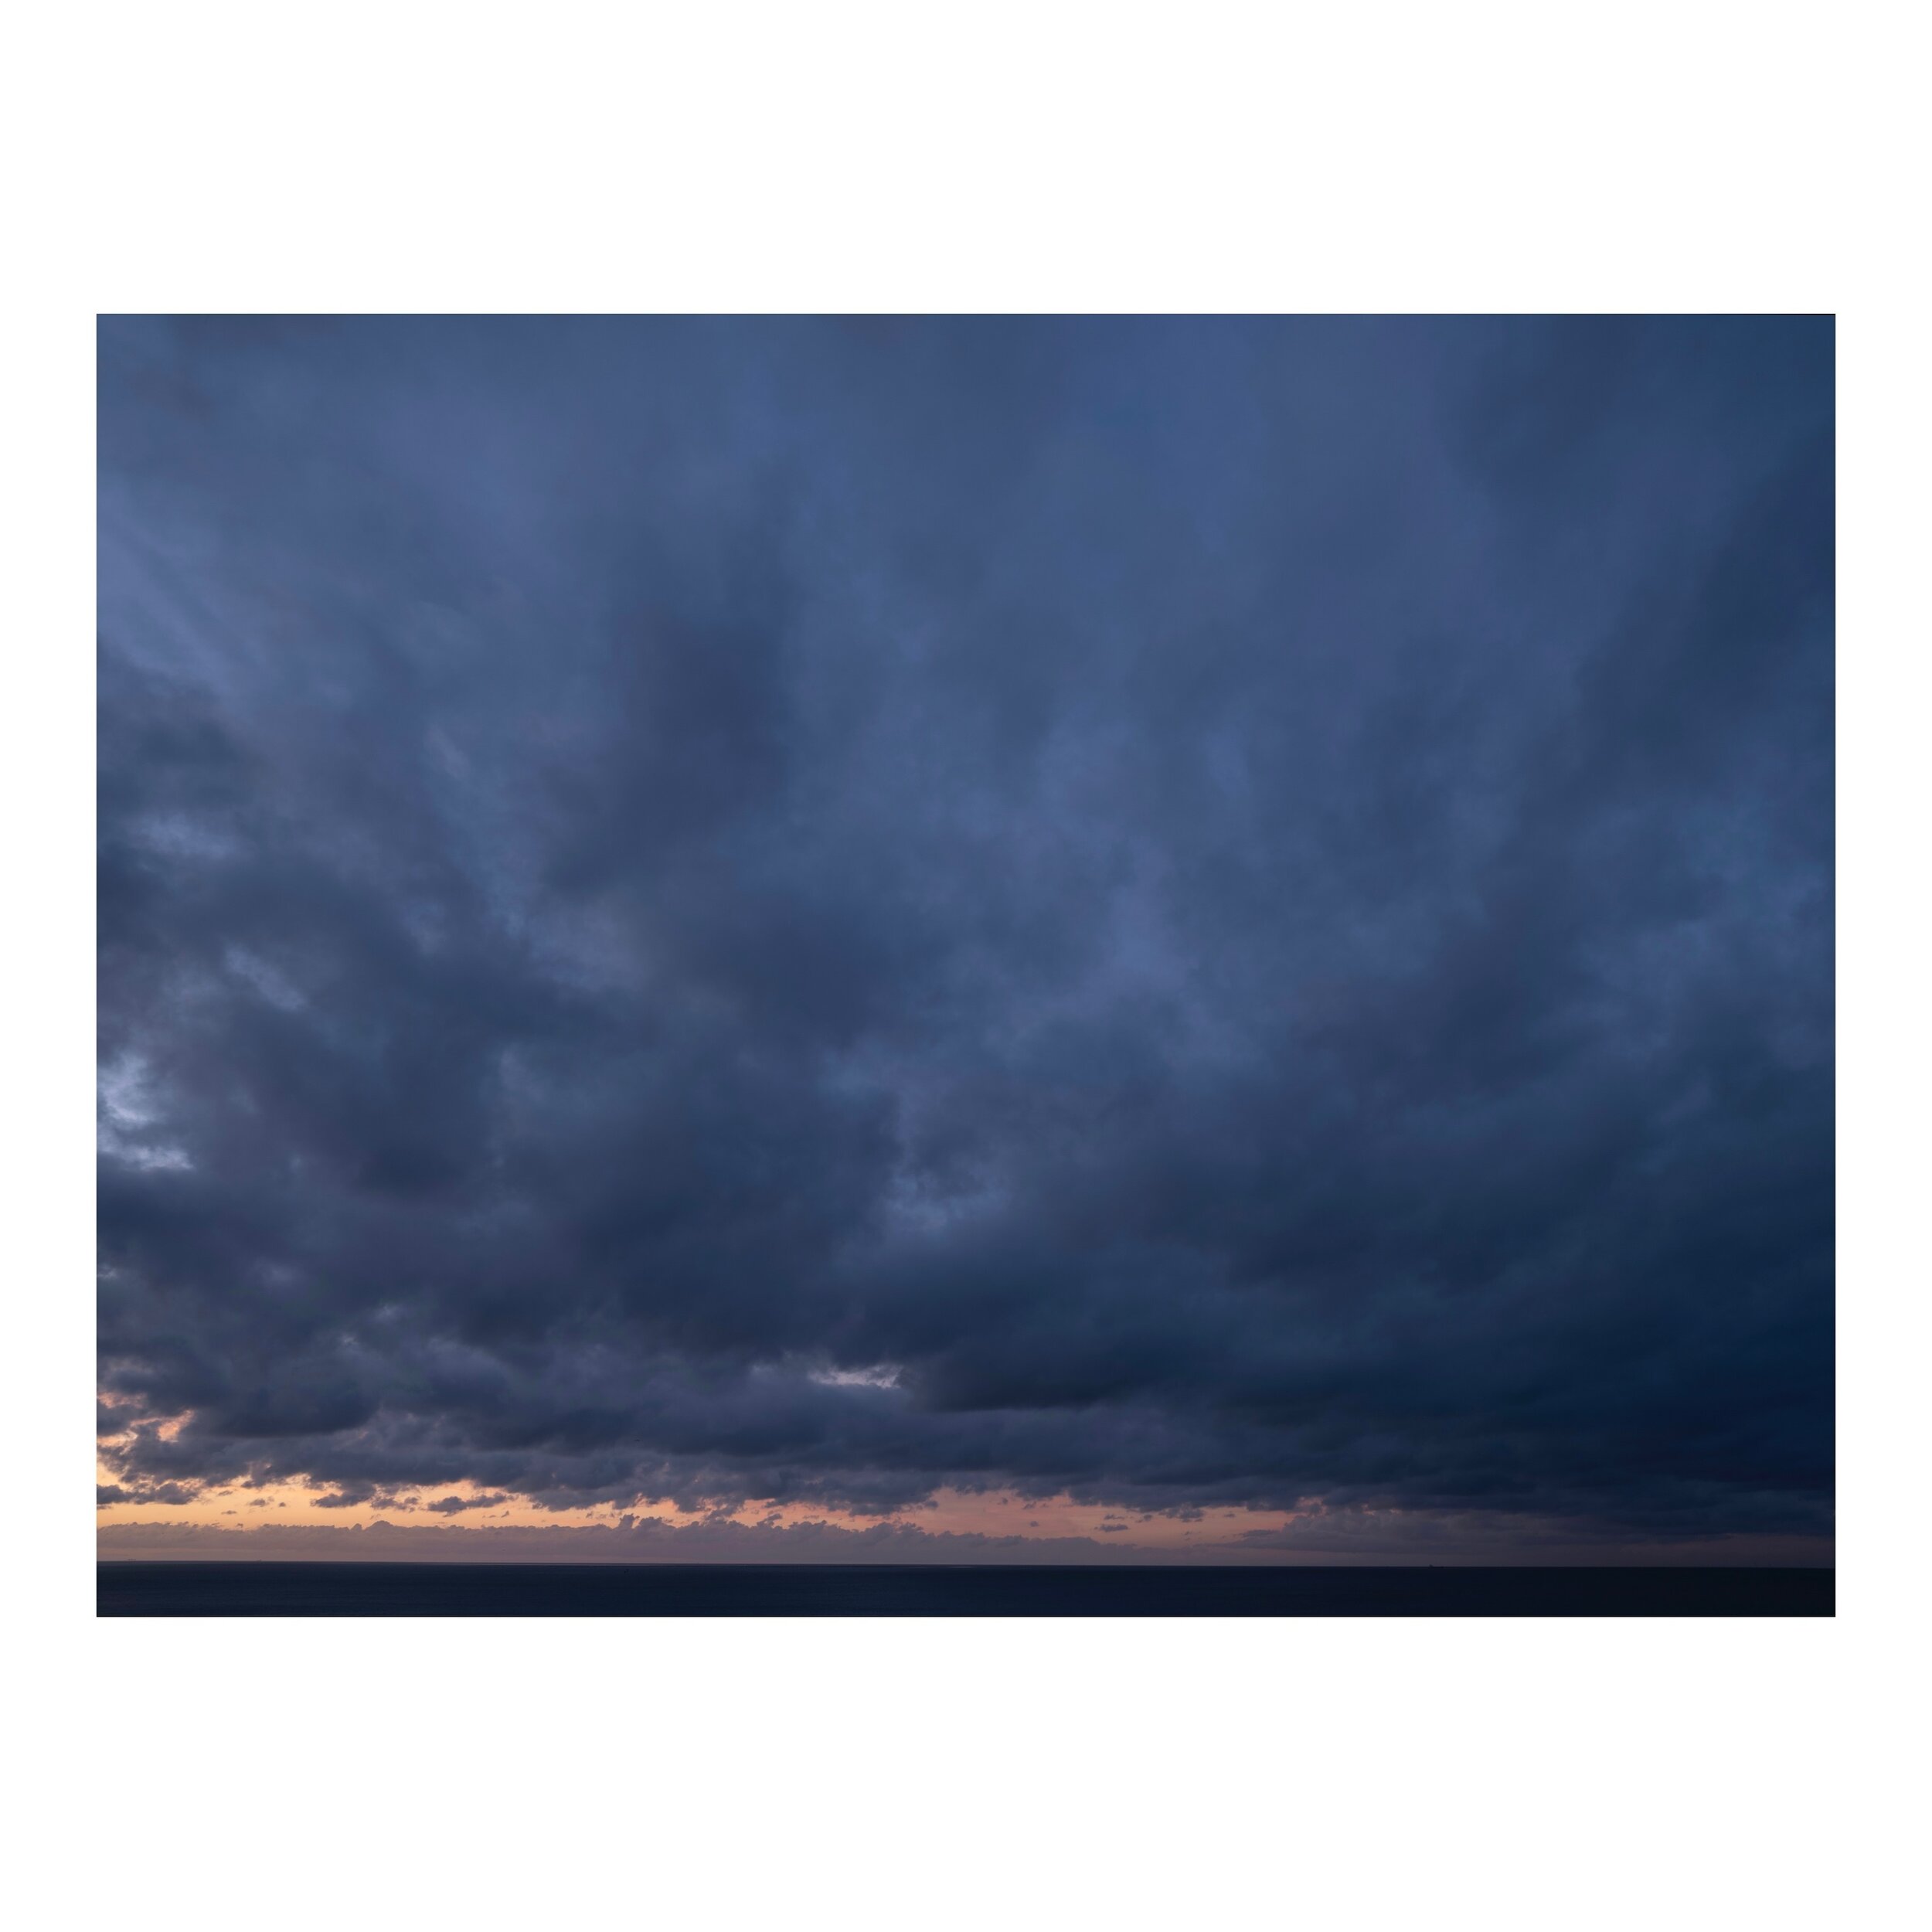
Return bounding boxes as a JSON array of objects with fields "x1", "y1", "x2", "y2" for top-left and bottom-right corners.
[
  {"x1": 96, "y1": 1481, "x2": 199, "y2": 1508},
  {"x1": 96, "y1": 317, "x2": 1833, "y2": 1545}
]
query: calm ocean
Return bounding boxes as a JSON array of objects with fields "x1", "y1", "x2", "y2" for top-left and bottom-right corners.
[{"x1": 97, "y1": 1562, "x2": 1833, "y2": 1617}]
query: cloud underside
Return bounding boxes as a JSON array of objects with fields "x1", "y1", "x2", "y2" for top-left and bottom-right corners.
[{"x1": 97, "y1": 318, "x2": 1834, "y2": 1549}]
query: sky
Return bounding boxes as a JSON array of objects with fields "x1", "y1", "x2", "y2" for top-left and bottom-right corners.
[{"x1": 95, "y1": 316, "x2": 1834, "y2": 1564}]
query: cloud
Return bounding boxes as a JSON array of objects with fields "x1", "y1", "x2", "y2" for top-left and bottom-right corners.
[
  {"x1": 96, "y1": 1481, "x2": 200, "y2": 1507},
  {"x1": 96, "y1": 318, "x2": 1833, "y2": 1551},
  {"x1": 92, "y1": 1509, "x2": 1830, "y2": 1568}
]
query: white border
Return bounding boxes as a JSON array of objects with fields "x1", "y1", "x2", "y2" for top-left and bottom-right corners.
[{"x1": 9, "y1": 4, "x2": 1920, "y2": 1927}]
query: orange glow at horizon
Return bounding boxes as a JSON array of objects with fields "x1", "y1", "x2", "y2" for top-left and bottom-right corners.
[{"x1": 96, "y1": 1445, "x2": 1302, "y2": 1549}]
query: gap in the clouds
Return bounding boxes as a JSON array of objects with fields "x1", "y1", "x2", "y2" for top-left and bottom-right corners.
[{"x1": 806, "y1": 1362, "x2": 902, "y2": 1389}]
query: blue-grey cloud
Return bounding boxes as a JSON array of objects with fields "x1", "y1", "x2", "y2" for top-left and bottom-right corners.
[{"x1": 96, "y1": 317, "x2": 1833, "y2": 1548}]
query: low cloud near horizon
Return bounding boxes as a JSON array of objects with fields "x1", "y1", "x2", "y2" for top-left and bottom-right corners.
[{"x1": 96, "y1": 1509, "x2": 1833, "y2": 1569}]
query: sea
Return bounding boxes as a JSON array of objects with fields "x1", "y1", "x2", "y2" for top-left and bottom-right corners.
[{"x1": 97, "y1": 1561, "x2": 1833, "y2": 1617}]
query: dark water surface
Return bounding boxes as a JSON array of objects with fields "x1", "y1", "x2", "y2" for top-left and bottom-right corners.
[{"x1": 98, "y1": 1562, "x2": 1832, "y2": 1617}]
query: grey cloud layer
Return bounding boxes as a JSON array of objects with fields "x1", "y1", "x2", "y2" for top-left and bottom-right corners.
[{"x1": 97, "y1": 317, "x2": 1833, "y2": 1542}]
